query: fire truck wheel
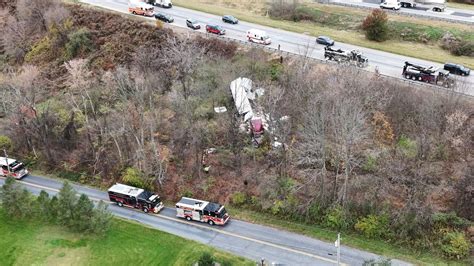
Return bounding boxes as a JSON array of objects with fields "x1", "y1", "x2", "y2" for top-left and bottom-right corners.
[
  {"x1": 117, "y1": 202, "x2": 123, "y2": 207},
  {"x1": 208, "y1": 220, "x2": 215, "y2": 226},
  {"x1": 143, "y1": 207, "x2": 149, "y2": 213},
  {"x1": 186, "y1": 216, "x2": 192, "y2": 221}
]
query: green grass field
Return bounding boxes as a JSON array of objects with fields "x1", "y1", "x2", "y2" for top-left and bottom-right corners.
[
  {"x1": 227, "y1": 207, "x2": 470, "y2": 266},
  {"x1": 0, "y1": 209, "x2": 252, "y2": 266}
]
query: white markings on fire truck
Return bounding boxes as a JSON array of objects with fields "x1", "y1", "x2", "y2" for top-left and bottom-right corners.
[{"x1": 2, "y1": 177, "x2": 344, "y2": 265}]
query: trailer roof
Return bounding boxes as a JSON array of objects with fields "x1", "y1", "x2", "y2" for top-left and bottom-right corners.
[
  {"x1": 176, "y1": 197, "x2": 209, "y2": 210},
  {"x1": 108, "y1": 183, "x2": 144, "y2": 197}
]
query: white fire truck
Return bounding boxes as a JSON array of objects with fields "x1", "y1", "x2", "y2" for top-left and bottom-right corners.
[
  {"x1": 0, "y1": 156, "x2": 28, "y2": 179},
  {"x1": 176, "y1": 197, "x2": 230, "y2": 225},
  {"x1": 108, "y1": 183, "x2": 164, "y2": 213}
]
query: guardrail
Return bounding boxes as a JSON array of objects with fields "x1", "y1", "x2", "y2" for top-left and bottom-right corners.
[{"x1": 196, "y1": 31, "x2": 473, "y2": 99}]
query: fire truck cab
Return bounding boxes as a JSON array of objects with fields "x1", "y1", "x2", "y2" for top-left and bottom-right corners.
[
  {"x1": 0, "y1": 157, "x2": 29, "y2": 179},
  {"x1": 176, "y1": 197, "x2": 230, "y2": 226},
  {"x1": 108, "y1": 183, "x2": 164, "y2": 213}
]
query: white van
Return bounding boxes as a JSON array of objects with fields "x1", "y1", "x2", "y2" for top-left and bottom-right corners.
[{"x1": 247, "y1": 29, "x2": 271, "y2": 45}]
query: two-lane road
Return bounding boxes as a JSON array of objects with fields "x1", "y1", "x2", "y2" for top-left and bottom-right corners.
[
  {"x1": 81, "y1": 0, "x2": 474, "y2": 96},
  {"x1": 0, "y1": 175, "x2": 411, "y2": 265}
]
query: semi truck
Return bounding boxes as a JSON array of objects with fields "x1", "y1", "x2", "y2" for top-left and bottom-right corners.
[
  {"x1": 324, "y1": 46, "x2": 369, "y2": 68},
  {"x1": 144, "y1": 0, "x2": 172, "y2": 8},
  {"x1": 400, "y1": 0, "x2": 446, "y2": 12},
  {"x1": 402, "y1": 61, "x2": 454, "y2": 88},
  {"x1": 108, "y1": 183, "x2": 164, "y2": 213},
  {"x1": 176, "y1": 197, "x2": 230, "y2": 225}
]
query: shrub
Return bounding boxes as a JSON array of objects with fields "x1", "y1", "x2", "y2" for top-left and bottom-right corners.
[
  {"x1": 362, "y1": 9, "x2": 389, "y2": 42},
  {"x1": 355, "y1": 214, "x2": 390, "y2": 238},
  {"x1": 0, "y1": 177, "x2": 34, "y2": 219},
  {"x1": 440, "y1": 32, "x2": 474, "y2": 56},
  {"x1": 231, "y1": 192, "x2": 246, "y2": 206},
  {"x1": 197, "y1": 252, "x2": 214, "y2": 266},
  {"x1": 362, "y1": 155, "x2": 377, "y2": 173},
  {"x1": 64, "y1": 28, "x2": 93, "y2": 60},
  {"x1": 363, "y1": 258, "x2": 392, "y2": 266},
  {"x1": 397, "y1": 135, "x2": 417, "y2": 158},
  {"x1": 122, "y1": 167, "x2": 145, "y2": 188},
  {"x1": 0, "y1": 135, "x2": 13, "y2": 152},
  {"x1": 324, "y1": 205, "x2": 351, "y2": 230},
  {"x1": 432, "y1": 212, "x2": 471, "y2": 231},
  {"x1": 440, "y1": 231, "x2": 471, "y2": 259},
  {"x1": 25, "y1": 36, "x2": 53, "y2": 63}
]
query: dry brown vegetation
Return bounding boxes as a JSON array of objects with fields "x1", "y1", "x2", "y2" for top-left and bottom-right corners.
[{"x1": 0, "y1": 0, "x2": 472, "y2": 261}]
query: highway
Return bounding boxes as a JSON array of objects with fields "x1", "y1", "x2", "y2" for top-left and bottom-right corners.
[
  {"x1": 81, "y1": 0, "x2": 474, "y2": 97},
  {"x1": 329, "y1": 0, "x2": 474, "y2": 24},
  {"x1": 0, "y1": 174, "x2": 411, "y2": 266}
]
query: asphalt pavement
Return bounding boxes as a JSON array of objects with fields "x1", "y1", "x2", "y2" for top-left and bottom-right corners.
[
  {"x1": 80, "y1": 0, "x2": 474, "y2": 97},
  {"x1": 0, "y1": 174, "x2": 412, "y2": 266}
]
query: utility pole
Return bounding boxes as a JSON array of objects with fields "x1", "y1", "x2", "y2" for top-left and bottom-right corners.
[
  {"x1": 336, "y1": 233, "x2": 341, "y2": 266},
  {"x1": 3, "y1": 149, "x2": 10, "y2": 176}
]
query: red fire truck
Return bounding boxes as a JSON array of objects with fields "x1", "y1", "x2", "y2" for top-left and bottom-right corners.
[
  {"x1": 0, "y1": 156, "x2": 29, "y2": 179},
  {"x1": 108, "y1": 183, "x2": 164, "y2": 214},
  {"x1": 176, "y1": 197, "x2": 230, "y2": 226}
]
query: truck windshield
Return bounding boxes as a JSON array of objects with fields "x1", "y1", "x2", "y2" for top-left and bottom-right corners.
[{"x1": 9, "y1": 161, "x2": 24, "y2": 172}]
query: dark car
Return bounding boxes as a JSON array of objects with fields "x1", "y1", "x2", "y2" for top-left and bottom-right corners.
[
  {"x1": 444, "y1": 63, "x2": 470, "y2": 76},
  {"x1": 186, "y1": 19, "x2": 201, "y2": 30},
  {"x1": 222, "y1": 15, "x2": 238, "y2": 24},
  {"x1": 206, "y1": 24, "x2": 225, "y2": 35},
  {"x1": 155, "y1": 12, "x2": 174, "y2": 23},
  {"x1": 316, "y1": 36, "x2": 335, "y2": 46}
]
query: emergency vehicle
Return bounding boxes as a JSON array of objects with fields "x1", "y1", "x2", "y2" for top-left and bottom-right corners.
[
  {"x1": 108, "y1": 183, "x2": 164, "y2": 213},
  {"x1": 247, "y1": 29, "x2": 271, "y2": 45},
  {"x1": 176, "y1": 197, "x2": 230, "y2": 225},
  {"x1": 0, "y1": 157, "x2": 28, "y2": 179},
  {"x1": 128, "y1": 0, "x2": 154, "y2": 17}
]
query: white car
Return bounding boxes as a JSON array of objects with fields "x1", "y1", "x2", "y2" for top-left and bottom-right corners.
[{"x1": 380, "y1": 1, "x2": 401, "y2": 10}]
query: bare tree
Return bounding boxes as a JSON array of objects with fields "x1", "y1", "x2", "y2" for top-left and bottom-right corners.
[{"x1": 160, "y1": 35, "x2": 205, "y2": 100}]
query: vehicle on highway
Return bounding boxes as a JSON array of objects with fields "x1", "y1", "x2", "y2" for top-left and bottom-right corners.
[
  {"x1": 176, "y1": 197, "x2": 230, "y2": 225},
  {"x1": 316, "y1": 36, "x2": 335, "y2": 46},
  {"x1": 402, "y1": 61, "x2": 454, "y2": 87},
  {"x1": 401, "y1": 0, "x2": 446, "y2": 11},
  {"x1": 0, "y1": 157, "x2": 28, "y2": 180},
  {"x1": 206, "y1": 24, "x2": 225, "y2": 35},
  {"x1": 128, "y1": 0, "x2": 154, "y2": 17},
  {"x1": 186, "y1": 19, "x2": 201, "y2": 30},
  {"x1": 222, "y1": 15, "x2": 238, "y2": 24},
  {"x1": 155, "y1": 12, "x2": 174, "y2": 23},
  {"x1": 247, "y1": 29, "x2": 271, "y2": 45},
  {"x1": 108, "y1": 183, "x2": 164, "y2": 213},
  {"x1": 145, "y1": 0, "x2": 172, "y2": 8},
  {"x1": 444, "y1": 63, "x2": 470, "y2": 76},
  {"x1": 400, "y1": 0, "x2": 417, "y2": 8},
  {"x1": 324, "y1": 46, "x2": 368, "y2": 68},
  {"x1": 380, "y1": 0, "x2": 401, "y2": 10}
]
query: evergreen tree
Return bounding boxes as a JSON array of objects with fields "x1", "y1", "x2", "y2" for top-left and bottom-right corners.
[
  {"x1": 57, "y1": 182, "x2": 77, "y2": 227},
  {"x1": 73, "y1": 194, "x2": 94, "y2": 232},
  {"x1": 0, "y1": 177, "x2": 33, "y2": 219},
  {"x1": 90, "y1": 200, "x2": 112, "y2": 235},
  {"x1": 35, "y1": 190, "x2": 51, "y2": 220},
  {"x1": 49, "y1": 195, "x2": 60, "y2": 222}
]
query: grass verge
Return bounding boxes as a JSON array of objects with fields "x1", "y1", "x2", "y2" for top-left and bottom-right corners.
[
  {"x1": 227, "y1": 206, "x2": 470, "y2": 266},
  {"x1": 0, "y1": 208, "x2": 252, "y2": 265},
  {"x1": 173, "y1": 0, "x2": 474, "y2": 69},
  {"x1": 447, "y1": 2, "x2": 474, "y2": 11}
]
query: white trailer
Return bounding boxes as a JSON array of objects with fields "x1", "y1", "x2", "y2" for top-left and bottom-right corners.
[
  {"x1": 144, "y1": 0, "x2": 172, "y2": 8},
  {"x1": 400, "y1": 0, "x2": 446, "y2": 12}
]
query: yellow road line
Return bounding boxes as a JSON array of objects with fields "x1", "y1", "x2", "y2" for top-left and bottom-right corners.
[{"x1": 2, "y1": 177, "x2": 344, "y2": 265}]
